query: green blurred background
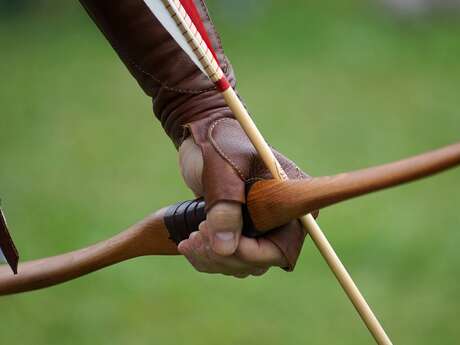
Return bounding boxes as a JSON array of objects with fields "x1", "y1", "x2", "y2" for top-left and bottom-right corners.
[{"x1": 1, "y1": 1, "x2": 459, "y2": 344}]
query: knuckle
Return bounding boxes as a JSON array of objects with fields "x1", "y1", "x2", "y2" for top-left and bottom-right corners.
[
  {"x1": 208, "y1": 203, "x2": 241, "y2": 220},
  {"x1": 208, "y1": 214, "x2": 242, "y2": 233}
]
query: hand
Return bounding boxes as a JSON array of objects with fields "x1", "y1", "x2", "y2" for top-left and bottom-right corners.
[
  {"x1": 177, "y1": 136, "x2": 302, "y2": 278},
  {"x1": 78, "y1": 0, "x2": 315, "y2": 277}
]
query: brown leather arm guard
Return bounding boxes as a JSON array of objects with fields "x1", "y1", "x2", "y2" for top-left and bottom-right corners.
[{"x1": 79, "y1": 0, "x2": 317, "y2": 270}]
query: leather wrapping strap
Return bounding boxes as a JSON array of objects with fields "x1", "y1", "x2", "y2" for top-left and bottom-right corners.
[
  {"x1": 164, "y1": 198, "x2": 262, "y2": 245},
  {"x1": 78, "y1": 0, "x2": 236, "y2": 147},
  {"x1": 78, "y1": 0, "x2": 318, "y2": 270}
]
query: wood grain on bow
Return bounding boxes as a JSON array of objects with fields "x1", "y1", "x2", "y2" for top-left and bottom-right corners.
[
  {"x1": 248, "y1": 141, "x2": 460, "y2": 231},
  {"x1": 0, "y1": 141, "x2": 458, "y2": 296}
]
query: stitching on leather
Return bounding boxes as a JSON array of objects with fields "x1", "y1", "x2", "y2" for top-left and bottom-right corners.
[
  {"x1": 123, "y1": 53, "x2": 216, "y2": 94},
  {"x1": 245, "y1": 177, "x2": 263, "y2": 184},
  {"x1": 124, "y1": 0, "x2": 228, "y2": 93},
  {"x1": 109, "y1": 2, "x2": 218, "y2": 94},
  {"x1": 82, "y1": 0, "x2": 222, "y2": 94},
  {"x1": 208, "y1": 118, "x2": 246, "y2": 180}
]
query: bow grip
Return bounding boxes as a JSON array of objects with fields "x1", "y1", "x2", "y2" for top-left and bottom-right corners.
[{"x1": 164, "y1": 199, "x2": 263, "y2": 245}]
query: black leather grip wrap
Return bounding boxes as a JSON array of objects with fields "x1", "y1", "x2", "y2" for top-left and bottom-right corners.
[{"x1": 164, "y1": 198, "x2": 263, "y2": 245}]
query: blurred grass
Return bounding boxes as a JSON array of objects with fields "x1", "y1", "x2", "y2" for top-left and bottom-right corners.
[{"x1": 0, "y1": 1, "x2": 459, "y2": 344}]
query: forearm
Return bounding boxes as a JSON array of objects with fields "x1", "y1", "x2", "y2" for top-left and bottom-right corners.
[
  {"x1": 78, "y1": 0, "x2": 236, "y2": 147},
  {"x1": 79, "y1": 0, "x2": 314, "y2": 271}
]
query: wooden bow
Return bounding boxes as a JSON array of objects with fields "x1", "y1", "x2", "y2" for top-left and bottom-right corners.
[{"x1": 0, "y1": 141, "x2": 458, "y2": 296}]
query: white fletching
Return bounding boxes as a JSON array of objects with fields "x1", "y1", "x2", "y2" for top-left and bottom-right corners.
[
  {"x1": 143, "y1": 0, "x2": 207, "y2": 74},
  {"x1": 0, "y1": 248, "x2": 6, "y2": 264}
]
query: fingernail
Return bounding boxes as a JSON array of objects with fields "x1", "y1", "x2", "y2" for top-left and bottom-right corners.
[{"x1": 213, "y1": 232, "x2": 236, "y2": 255}]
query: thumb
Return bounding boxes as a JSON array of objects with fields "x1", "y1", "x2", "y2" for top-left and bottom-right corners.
[
  {"x1": 205, "y1": 201, "x2": 242, "y2": 256},
  {"x1": 179, "y1": 137, "x2": 243, "y2": 256},
  {"x1": 179, "y1": 137, "x2": 205, "y2": 196}
]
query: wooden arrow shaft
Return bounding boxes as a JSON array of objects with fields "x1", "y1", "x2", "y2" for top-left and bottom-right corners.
[
  {"x1": 156, "y1": 3, "x2": 391, "y2": 341},
  {"x1": 1, "y1": 141, "x2": 458, "y2": 296},
  {"x1": 221, "y1": 86, "x2": 393, "y2": 345}
]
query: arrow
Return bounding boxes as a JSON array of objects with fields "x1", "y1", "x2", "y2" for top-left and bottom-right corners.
[
  {"x1": 1, "y1": 141, "x2": 458, "y2": 297},
  {"x1": 148, "y1": 1, "x2": 392, "y2": 343}
]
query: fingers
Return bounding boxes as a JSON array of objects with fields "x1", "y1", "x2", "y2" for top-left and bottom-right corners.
[
  {"x1": 236, "y1": 237, "x2": 287, "y2": 268},
  {"x1": 178, "y1": 229, "x2": 254, "y2": 276},
  {"x1": 206, "y1": 202, "x2": 243, "y2": 256},
  {"x1": 177, "y1": 222, "x2": 284, "y2": 279},
  {"x1": 178, "y1": 137, "x2": 290, "y2": 277},
  {"x1": 180, "y1": 138, "x2": 243, "y2": 256},
  {"x1": 179, "y1": 137, "x2": 246, "y2": 265}
]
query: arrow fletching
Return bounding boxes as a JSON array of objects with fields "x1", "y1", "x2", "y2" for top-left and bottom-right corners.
[
  {"x1": 144, "y1": 0, "x2": 231, "y2": 91},
  {"x1": 143, "y1": 0, "x2": 206, "y2": 74},
  {"x1": 0, "y1": 206, "x2": 19, "y2": 275},
  {"x1": 0, "y1": 248, "x2": 6, "y2": 263}
]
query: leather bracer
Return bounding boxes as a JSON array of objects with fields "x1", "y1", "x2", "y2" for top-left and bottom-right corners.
[{"x1": 79, "y1": 0, "x2": 317, "y2": 270}]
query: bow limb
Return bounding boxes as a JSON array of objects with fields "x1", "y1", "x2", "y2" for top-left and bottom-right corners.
[
  {"x1": 248, "y1": 141, "x2": 460, "y2": 231},
  {"x1": 2, "y1": 141, "x2": 458, "y2": 296},
  {"x1": 0, "y1": 208, "x2": 177, "y2": 295}
]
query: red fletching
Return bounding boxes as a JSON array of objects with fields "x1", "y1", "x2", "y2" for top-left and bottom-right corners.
[
  {"x1": 0, "y1": 207, "x2": 19, "y2": 275},
  {"x1": 178, "y1": 0, "x2": 220, "y2": 65}
]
